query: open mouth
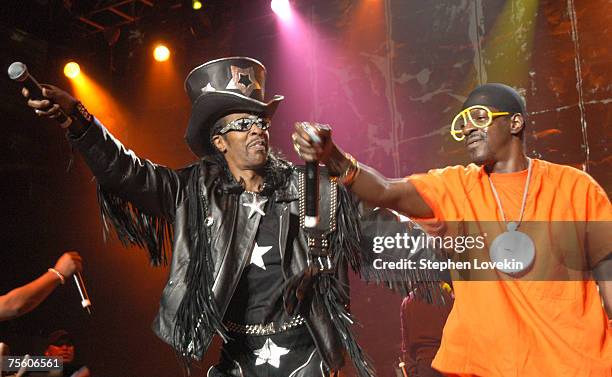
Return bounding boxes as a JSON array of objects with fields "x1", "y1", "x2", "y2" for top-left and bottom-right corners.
[
  {"x1": 248, "y1": 139, "x2": 267, "y2": 151},
  {"x1": 466, "y1": 137, "x2": 483, "y2": 147}
]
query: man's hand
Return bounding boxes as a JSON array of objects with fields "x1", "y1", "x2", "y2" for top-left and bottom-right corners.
[
  {"x1": 291, "y1": 122, "x2": 433, "y2": 218},
  {"x1": 291, "y1": 122, "x2": 350, "y2": 176},
  {"x1": 53, "y1": 251, "x2": 83, "y2": 279},
  {"x1": 291, "y1": 122, "x2": 334, "y2": 163},
  {"x1": 22, "y1": 85, "x2": 78, "y2": 122}
]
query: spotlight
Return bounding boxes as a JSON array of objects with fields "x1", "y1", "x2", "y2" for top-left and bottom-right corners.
[
  {"x1": 64, "y1": 62, "x2": 80, "y2": 79},
  {"x1": 153, "y1": 44, "x2": 170, "y2": 62},
  {"x1": 271, "y1": 0, "x2": 291, "y2": 20},
  {"x1": 192, "y1": 0, "x2": 202, "y2": 10}
]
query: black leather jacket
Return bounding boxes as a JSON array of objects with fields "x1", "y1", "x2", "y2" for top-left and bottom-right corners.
[{"x1": 69, "y1": 120, "x2": 428, "y2": 375}]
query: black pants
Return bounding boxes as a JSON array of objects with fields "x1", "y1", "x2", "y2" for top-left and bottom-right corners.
[{"x1": 207, "y1": 326, "x2": 328, "y2": 377}]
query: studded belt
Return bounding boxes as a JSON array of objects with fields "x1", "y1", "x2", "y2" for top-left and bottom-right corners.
[{"x1": 224, "y1": 315, "x2": 306, "y2": 336}]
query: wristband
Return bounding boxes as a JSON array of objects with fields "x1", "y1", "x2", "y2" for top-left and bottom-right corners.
[
  {"x1": 72, "y1": 102, "x2": 92, "y2": 124},
  {"x1": 339, "y1": 153, "x2": 361, "y2": 186},
  {"x1": 47, "y1": 268, "x2": 65, "y2": 285},
  {"x1": 67, "y1": 101, "x2": 93, "y2": 136}
]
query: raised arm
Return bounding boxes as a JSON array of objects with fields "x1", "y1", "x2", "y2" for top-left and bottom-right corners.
[
  {"x1": 292, "y1": 123, "x2": 434, "y2": 219},
  {"x1": 0, "y1": 252, "x2": 82, "y2": 321},
  {"x1": 23, "y1": 85, "x2": 183, "y2": 219}
]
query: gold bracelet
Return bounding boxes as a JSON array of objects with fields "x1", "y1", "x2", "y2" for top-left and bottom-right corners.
[
  {"x1": 48, "y1": 268, "x2": 65, "y2": 285},
  {"x1": 339, "y1": 153, "x2": 361, "y2": 186}
]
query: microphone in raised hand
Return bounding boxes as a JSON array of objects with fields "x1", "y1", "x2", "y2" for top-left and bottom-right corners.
[{"x1": 7, "y1": 62, "x2": 72, "y2": 128}]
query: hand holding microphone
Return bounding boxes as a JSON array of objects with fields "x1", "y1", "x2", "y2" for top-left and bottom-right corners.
[
  {"x1": 291, "y1": 122, "x2": 333, "y2": 163},
  {"x1": 8, "y1": 62, "x2": 74, "y2": 128},
  {"x1": 293, "y1": 122, "x2": 331, "y2": 228},
  {"x1": 52, "y1": 252, "x2": 93, "y2": 315},
  {"x1": 8, "y1": 62, "x2": 91, "y2": 134}
]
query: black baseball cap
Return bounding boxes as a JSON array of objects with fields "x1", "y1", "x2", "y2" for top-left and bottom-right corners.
[
  {"x1": 462, "y1": 83, "x2": 526, "y2": 115},
  {"x1": 47, "y1": 330, "x2": 73, "y2": 347}
]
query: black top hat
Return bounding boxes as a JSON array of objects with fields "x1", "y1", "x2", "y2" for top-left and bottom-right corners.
[{"x1": 184, "y1": 57, "x2": 284, "y2": 157}]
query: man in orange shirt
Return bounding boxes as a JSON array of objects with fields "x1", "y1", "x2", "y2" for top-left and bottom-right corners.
[{"x1": 292, "y1": 83, "x2": 611, "y2": 376}]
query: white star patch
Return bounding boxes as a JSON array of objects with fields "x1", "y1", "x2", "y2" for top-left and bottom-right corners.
[
  {"x1": 201, "y1": 82, "x2": 216, "y2": 93},
  {"x1": 225, "y1": 66, "x2": 261, "y2": 96},
  {"x1": 250, "y1": 242, "x2": 272, "y2": 270},
  {"x1": 242, "y1": 193, "x2": 267, "y2": 218},
  {"x1": 253, "y1": 338, "x2": 290, "y2": 368}
]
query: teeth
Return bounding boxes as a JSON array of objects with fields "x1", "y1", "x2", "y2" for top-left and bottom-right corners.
[{"x1": 251, "y1": 140, "x2": 265, "y2": 147}]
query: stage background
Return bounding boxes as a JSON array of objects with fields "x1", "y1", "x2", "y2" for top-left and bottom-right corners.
[{"x1": 1, "y1": 0, "x2": 610, "y2": 376}]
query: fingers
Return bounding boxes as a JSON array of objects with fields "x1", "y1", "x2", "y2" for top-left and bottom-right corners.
[
  {"x1": 55, "y1": 251, "x2": 84, "y2": 276},
  {"x1": 66, "y1": 251, "x2": 83, "y2": 262},
  {"x1": 292, "y1": 121, "x2": 335, "y2": 163},
  {"x1": 23, "y1": 84, "x2": 76, "y2": 119},
  {"x1": 22, "y1": 85, "x2": 53, "y2": 102},
  {"x1": 67, "y1": 252, "x2": 83, "y2": 271},
  {"x1": 73, "y1": 259, "x2": 83, "y2": 273},
  {"x1": 26, "y1": 97, "x2": 52, "y2": 110},
  {"x1": 33, "y1": 103, "x2": 62, "y2": 118},
  {"x1": 41, "y1": 85, "x2": 60, "y2": 99},
  {"x1": 291, "y1": 132, "x2": 318, "y2": 161},
  {"x1": 293, "y1": 122, "x2": 322, "y2": 155}
]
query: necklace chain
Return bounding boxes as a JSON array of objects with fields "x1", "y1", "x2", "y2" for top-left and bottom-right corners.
[{"x1": 487, "y1": 158, "x2": 533, "y2": 229}]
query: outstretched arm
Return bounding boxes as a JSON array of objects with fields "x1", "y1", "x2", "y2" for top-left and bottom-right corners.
[
  {"x1": 23, "y1": 86, "x2": 183, "y2": 219},
  {"x1": 292, "y1": 123, "x2": 434, "y2": 219},
  {"x1": 0, "y1": 252, "x2": 82, "y2": 321}
]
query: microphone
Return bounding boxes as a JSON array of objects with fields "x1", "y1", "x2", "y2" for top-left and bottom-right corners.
[
  {"x1": 301, "y1": 123, "x2": 321, "y2": 228},
  {"x1": 7, "y1": 62, "x2": 72, "y2": 128},
  {"x1": 73, "y1": 272, "x2": 92, "y2": 315}
]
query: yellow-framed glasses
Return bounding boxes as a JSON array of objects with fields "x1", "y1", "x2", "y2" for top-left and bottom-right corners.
[{"x1": 450, "y1": 105, "x2": 510, "y2": 141}]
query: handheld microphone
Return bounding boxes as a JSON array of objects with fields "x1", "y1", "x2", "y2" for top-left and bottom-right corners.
[
  {"x1": 7, "y1": 62, "x2": 72, "y2": 128},
  {"x1": 73, "y1": 272, "x2": 92, "y2": 315},
  {"x1": 301, "y1": 123, "x2": 321, "y2": 228}
]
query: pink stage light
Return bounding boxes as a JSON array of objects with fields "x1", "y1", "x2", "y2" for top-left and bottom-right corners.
[{"x1": 271, "y1": 0, "x2": 292, "y2": 21}]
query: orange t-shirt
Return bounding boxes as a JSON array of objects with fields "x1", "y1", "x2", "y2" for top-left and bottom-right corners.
[{"x1": 408, "y1": 159, "x2": 612, "y2": 377}]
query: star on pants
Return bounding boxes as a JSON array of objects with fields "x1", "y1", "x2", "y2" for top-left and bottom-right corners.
[
  {"x1": 250, "y1": 243, "x2": 272, "y2": 270},
  {"x1": 242, "y1": 193, "x2": 267, "y2": 218},
  {"x1": 253, "y1": 338, "x2": 290, "y2": 368}
]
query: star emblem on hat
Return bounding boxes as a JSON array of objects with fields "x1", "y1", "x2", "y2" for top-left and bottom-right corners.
[
  {"x1": 253, "y1": 338, "x2": 290, "y2": 368},
  {"x1": 242, "y1": 193, "x2": 267, "y2": 218},
  {"x1": 201, "y1": 82, "x2": 216, "y2": 93},
  {"x1": 226, "y1": 66, "x2": 261, "y2": 96}
]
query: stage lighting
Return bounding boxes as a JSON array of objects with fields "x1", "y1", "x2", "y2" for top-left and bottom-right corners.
[
  {"x1": 64, "y1": 62, "x2": 80, "y2": 79},
  {"x1": 271, "y1": 0, "x2": 291, "y2": 20},
  {"x1": 153, "y1": 45, "x2": 170, "y2": 62},
  {"x1": 192, "y1": 0, "x2": 202, "y2": 10}
]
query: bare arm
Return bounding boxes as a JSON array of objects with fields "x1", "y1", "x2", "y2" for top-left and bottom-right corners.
[
  {"x1": 0, "y1": 272, "x2": 61, "y2": 321},
  {"x1": 292, "y1": 123, "x2": 434, "y2": 219},
  {"x1": 0, "y1": 252, "x2": 82, "y2": 321}
]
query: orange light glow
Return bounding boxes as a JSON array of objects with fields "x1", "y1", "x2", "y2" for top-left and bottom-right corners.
[
  {"x1": 68, "y1": 72, "x2": 130, "y2": 133},
  {"x1": 153, "y1": 45, "x2": 170, "y2": 62},
  {"x1": 64, "y1": 62, "x2": 81, "y2": 79}
]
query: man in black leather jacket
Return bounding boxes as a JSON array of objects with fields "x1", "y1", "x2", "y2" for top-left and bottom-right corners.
[{"x1": 24, "y1": 57, "x2": 435, "y2": 377}]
